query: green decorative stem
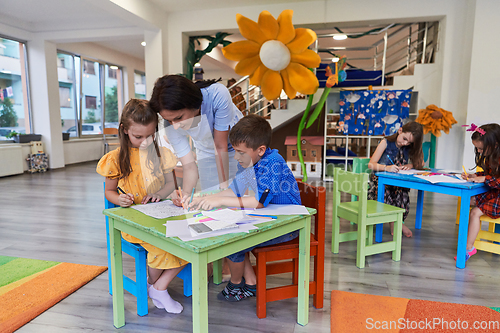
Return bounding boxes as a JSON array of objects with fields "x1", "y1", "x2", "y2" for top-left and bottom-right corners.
[
  {"x1": 297, "y1": 95, "x2": 314, "y2": 182},
  {"x1": 306, "y1": 87, "x2": 331, "y2": 129},
  {"x1": 429, "y1": 134, "x2": 436, "y2": 168}
]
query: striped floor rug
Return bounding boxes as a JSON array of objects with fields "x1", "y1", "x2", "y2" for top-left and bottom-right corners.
[
  {"x1": 331, "y1": 290, "x2": 500, "y2": 332},
  {"x1": 0, "y1": 255, "x2": 107, "y2": 333}
]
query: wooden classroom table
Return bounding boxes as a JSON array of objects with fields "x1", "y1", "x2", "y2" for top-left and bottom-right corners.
[
  {"x1": 103, "y1": 206, "x2": 315, "y2": 332},
  {"x1": 375, "y1": 171, "x2": 488, "y2": 269}
]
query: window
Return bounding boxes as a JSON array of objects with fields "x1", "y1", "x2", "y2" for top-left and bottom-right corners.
[
  {"x1": 292, "y1": 150, "x2": 297, "y2": 156},
  {"x1": 58, "y1": 52, "x2": 79, "y2": 136},
  {"x1": 108, "y1": 67, "x2": 117, "y2": 79},
  {"x1": 58, "y1": 53, "x2": 123, "y2": 137},
  {"x1": 104, "y1": 64, "x2": 122, "y2": 125},
  {"x1": 134, "y1": 71, "x2": 146, "y2": 99},
  {"x1": 311, "y1": 164, "x2": 316, "y2": 172},
  {"x1": 83, "y1": 60, "x2": 96, "y2": 75},
  {"x1": 312, "y1": 150, "x2": 317, "y2": 157},
  {"x1": 57, "y1": 57, "x2": 65, "y2": 68},
  {"x1": 302, "y1": 150, "x2": 306, "y2": 157},
  {"x1": 59, "y1": 87, "x2": 71, "y2": 108},
  {"x1": 291, "y1": 163, "x2": 296, "y2": 171},
  {"x1": 0, "y1": 37, "x2": 31, "y2": 140},
  {"x1": 85, "y1": 96, "x2": 97, "y2": 109}
]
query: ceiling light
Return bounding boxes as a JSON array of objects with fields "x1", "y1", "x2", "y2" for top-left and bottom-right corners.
[
  {"x1": 332, "y1": 57, "x2": 340, "y2": 63},
  {"x1": 110, "y1": 65, "x2": 118, "y2": 70},
  {"x1": 333, "y1": 34, "x2": 348, "y2": 41},
  {"x1": 141, "y1": 41, "x2": 146, "y2": 47},
  {"x1": 194, "y1": 63, "x2": 201, "y2": 67}
]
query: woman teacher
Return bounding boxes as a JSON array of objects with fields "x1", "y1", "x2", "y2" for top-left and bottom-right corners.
[{"x1": 150, "y1": 74, "x2": 243, "y2": 199}]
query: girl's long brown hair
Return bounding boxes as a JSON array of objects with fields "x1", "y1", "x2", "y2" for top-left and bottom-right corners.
[
  {"x1": 118, "y1": 99, "x2": 161, "y2": 179},
  {"x1": 385, "y1": 121, "x2": 424, "y2": 169},
  {"x1": 472, "y1": 123, "x2": 500, "y2": 177}
]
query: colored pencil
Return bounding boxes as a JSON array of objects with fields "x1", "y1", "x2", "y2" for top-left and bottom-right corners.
[
  {"x1": 462, "y1": 165, "x2": 469, "y2": 181},
  {"x1": 178, "y1": 186, "x2": 186, "y2": 210},
  {"x1": 188, "y1": 187, "x2": 195, "y2": 212}
]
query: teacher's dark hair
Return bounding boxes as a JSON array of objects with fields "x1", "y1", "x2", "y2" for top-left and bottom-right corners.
[{"x1": 150, "y1": 75, "x2": 222, "y2": 113}]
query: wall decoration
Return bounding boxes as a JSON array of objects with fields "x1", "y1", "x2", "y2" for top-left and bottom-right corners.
[{"x1": 338, "y1": 89, "x2": 412, "y2": 136}]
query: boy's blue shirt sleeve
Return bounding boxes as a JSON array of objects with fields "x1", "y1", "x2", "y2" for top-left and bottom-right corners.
[{"x1": 228, "y1": 165, "x2": 249, "y2": 197}]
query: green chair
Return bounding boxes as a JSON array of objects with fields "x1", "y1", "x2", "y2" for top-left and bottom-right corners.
[
  {"x1": 351, "y1": 157, "x2": 371, "y2": 202},
  {"x1": 331, "y1": 167, "x2": 405, "y2": 268}
]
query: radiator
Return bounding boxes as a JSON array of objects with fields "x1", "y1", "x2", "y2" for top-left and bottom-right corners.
[{"x1": 0, "y1": 145, "x2": 24, "y2": 177}]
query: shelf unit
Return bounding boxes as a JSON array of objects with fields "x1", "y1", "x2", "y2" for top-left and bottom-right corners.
[{"x1": 322, "y1": 89, "x2": 418, "y2": 181}]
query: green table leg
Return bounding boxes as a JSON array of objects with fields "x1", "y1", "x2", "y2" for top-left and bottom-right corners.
[
  {"x1": 429, "y1": 134, "x2": 436, "y2": 168},
  {"x1": 109, "y1": 218, "x2": 125, "y2": 328},
  {"x1": 212, "y1": 258, "x2": 223, "y2": 285},
  {"x1": 192, "y1": 254, "x2": 209, "y2": 333},
  {"x1": 297, "y1": 216, "x2": 311, "y2": 326}
]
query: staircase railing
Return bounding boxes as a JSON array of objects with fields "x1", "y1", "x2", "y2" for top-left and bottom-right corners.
[
  {"x1": 316, "y1": 21, "x2": 438, "y2": 85},
  {"x1": 228, "y1": 75, "x2": 283, "y2": 117}
]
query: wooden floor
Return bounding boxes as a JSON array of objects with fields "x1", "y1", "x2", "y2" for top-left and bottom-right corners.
[{"x1": 1, "y1": 162, "x2": 499, "y2": 332}]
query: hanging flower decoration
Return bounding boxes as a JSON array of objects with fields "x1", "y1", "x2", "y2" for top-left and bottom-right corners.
[
  {"x1": 415, "y1": 104, "x2": 457, "y2": 137},
  {"x1": 222, "y1": 10, "x2": 321, "y2": 100},
  {"x1": 325, "y1": 56, "x2": 347, "y2": 87}
]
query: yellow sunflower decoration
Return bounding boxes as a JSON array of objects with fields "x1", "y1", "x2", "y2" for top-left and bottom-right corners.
[
  {"x1": 222, "y1": 10, "x2": 321, "y2": 100},
  {"x1": 415, "y1": 104, "x2": 457, "y2": 137}
]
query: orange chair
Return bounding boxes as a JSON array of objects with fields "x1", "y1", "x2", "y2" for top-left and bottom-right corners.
[
  {"x1": 251, "y1": 181, "x2": 326, "y2": 319},
  {"x1": 103, "y1": 127, "x2": 119, "y2": 154}
]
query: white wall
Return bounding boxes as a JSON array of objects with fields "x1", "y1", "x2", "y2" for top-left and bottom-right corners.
[{"x1": 463, "y1": 0, "x2": 500, "y2": 170}]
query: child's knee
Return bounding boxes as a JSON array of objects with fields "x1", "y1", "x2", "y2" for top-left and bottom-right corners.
[{"x1": 470, "y1": 207, "x2": 483, "y2": 218}]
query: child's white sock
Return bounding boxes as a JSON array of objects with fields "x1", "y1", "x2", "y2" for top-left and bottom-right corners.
[{"x1": 149, "y1": 286, "x2": 183, "y2": 314}]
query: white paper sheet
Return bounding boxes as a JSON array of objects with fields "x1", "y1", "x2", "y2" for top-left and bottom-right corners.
[
  {"x1": 202, "y1": 209, "x2": 248, "y2": 223},
  {"x1": 398, "y1": 169, "x2": 422, "y2": 175},
  {"x1": 164, "y1": 218, "x2": 258, "y2": 241},
  {"x1": 130, "y1": 200, "x2": 195, "y2": 219},
  {"x1": 249, "y1": 204, "x2": 310, "y2": 216},
  {"x1": 414, "y1": 174, "x2": 468, "y2": 184}
]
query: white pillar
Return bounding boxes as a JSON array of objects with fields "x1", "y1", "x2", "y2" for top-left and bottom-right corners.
[
  {"x1": 144, "y1": 29, "x2": 165, "y2": 98},
  {"x1": 26, "y1": 37, "x2": 65, "y2": 169}
]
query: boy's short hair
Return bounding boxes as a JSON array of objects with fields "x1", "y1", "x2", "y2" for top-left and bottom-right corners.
[{"x1": 229, "y1": 114, "x2": 272, "y2": 150}]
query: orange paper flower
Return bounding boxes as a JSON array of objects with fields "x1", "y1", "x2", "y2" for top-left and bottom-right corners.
[
  {"x1": 415, "y1": 104, "x2": 457, "y2": 137},
  {"x1": 222, "y1": 10, "x2": 321, "y2": 100}
]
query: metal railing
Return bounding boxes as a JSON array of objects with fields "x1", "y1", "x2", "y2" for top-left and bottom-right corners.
[{"x1": 317, "y1": 21, "x2": 439, "y2": 85}]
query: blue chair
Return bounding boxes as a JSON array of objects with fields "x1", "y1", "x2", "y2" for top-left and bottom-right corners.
[{"x1": 104, "y1": 185, "x2": 192, "y2": 316}]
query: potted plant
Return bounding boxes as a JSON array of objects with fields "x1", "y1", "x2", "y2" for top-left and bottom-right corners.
[{"x1": 6, "y1": 131, "x2": 42, "y2": 143}]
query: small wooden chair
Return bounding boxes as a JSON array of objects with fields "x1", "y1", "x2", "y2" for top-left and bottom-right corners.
[
  {"x1": 251, "y1": 181, "x2": 326, "y2": 319},
  {"x1": 103, "y1": 127, "x2": 119, "y2": 154},
  {"x1": 351, "y1": 157, "x2": 371, "y2": 202},
  {"x1": 474, "y1": 215, "x2": 500, "y2": 255},
  {"x1": 104, "y1": 186, "x2": 192, "y2": 316},
  {"x1": 331, "y1": 168, "x2": 405, "y2": 268}
]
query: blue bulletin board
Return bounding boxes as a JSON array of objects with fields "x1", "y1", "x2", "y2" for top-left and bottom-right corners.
[{"x1": 338, "y1": 89, "x2": 412, "y2": 136}]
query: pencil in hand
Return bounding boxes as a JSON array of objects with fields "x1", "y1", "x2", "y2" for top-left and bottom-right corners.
[
  {"x1": 462, "y1": 165, "x2": 469, "y2": 181},
  {"x1": 178, "y1": 186, "x2": 186, "y2": 210}
]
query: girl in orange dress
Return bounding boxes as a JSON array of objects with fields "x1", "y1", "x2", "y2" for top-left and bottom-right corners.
[{"x1": 97, "y1": 99, "x2": 187, "y2": 314}]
